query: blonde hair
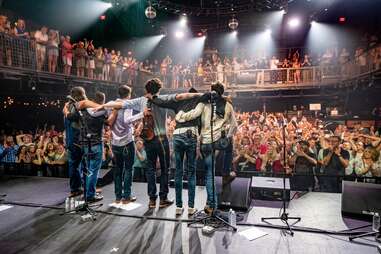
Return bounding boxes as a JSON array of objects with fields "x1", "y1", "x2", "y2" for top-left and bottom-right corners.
[{"x1": 363, "y1": 146, "x2": 380, "y2": 162}]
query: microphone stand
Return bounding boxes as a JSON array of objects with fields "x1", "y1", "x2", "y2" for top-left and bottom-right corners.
[
  {"x1": 261, "y1": 120, "x2": 301, "y2": 235},
  {"x1": 188, "y1": 93, "x2": 237, "y2": 231},
  {"x1": 61, "y1": 100, "x2": 102, "y2": 220}
]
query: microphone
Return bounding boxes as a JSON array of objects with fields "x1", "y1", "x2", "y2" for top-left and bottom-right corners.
[
  {"x1": 66, "y1": 95, "x2": 77, "y2": 103},
  {"x1": 210, "y1": 91, "x2": 217, "y2": 96},
  {"x1": 210, "y1": 90, "x2": 219, "y2": 101}
]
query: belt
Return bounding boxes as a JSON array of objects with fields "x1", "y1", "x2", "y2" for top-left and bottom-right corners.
[{"x1": 173, "y1": 126, "x2": 198, "y2": 136}]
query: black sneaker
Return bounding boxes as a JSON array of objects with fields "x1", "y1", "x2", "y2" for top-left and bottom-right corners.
[{"x1": 159, "y1": 199, "x2": 174, "y2": 208}]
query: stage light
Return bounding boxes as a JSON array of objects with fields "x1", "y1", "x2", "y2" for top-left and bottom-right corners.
[
  {"x1": 197, "y1": 32, "x2": 203, "y2": 37},
  {"x1": 175, "y1": 30, "x2": 184, "y2": 39},
  {"x1": 127, "y1": 34, "x2": 165, "y2": 60},
  {"x1": 232, "y1": 30, "x2": 237, "y2": 36},
  {"x1": 339, "y1": 16, "x2": 346, "y2": 23},
  {"x1": 265, "y1": 28, "x2": 272, "y2": 34},
  {"x1": 288, "y1": 18, "x2": 300, "y2": 28},
  {"x1": 311, "y1": 20, "x2": 316, "y2": 25},
  {"x1": 228, "y1": 17, "x2": 239, "y2": 30},
  {"x1": 100, "y1": 15, "x2": 106, "y2": 21},
  {"x1": 280, "y1": 9, "x2": 285, "y2": 15},
  {"x1": 105, "y1": 2, "x2": 113, "y2": 8},
  {"x1": 180, "y1": 16, "x2": 187, "y2": 27},
  {"x1": 145, "y1": 5, "x2": 157, "y2": 19}
]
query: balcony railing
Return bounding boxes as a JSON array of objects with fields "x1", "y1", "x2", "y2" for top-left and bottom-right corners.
[{"x1": 0, "y1": 31, "x2": 380, "y2": 91}]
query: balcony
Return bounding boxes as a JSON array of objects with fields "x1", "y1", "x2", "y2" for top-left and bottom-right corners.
[{"x1": 0, "y1": 31, "x2": 380, "y2": 96}]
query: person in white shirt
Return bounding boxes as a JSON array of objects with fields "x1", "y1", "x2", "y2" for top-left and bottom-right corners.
[
  {"x1": 34, "y1": 26, "x2": 49, "y2": 71},
  {"x1": 270, "y1": 56, "x2": 279, "y2": 83}
]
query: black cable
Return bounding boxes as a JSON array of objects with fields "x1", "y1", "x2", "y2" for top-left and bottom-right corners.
[
  {"x1": 3, "y1": 200, "x2": 63, "y2": 210},
  {"x1": 1, "y1": 199, "x2": 374, "y2": 237}
]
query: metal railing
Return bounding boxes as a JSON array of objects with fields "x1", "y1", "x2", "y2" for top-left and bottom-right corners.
[
  {"x1": 154, "y1": 65, "x2": 342, "y2": 90},
  {"x1": 0, "y1": 31, "x2": 380, "y2": 90}
]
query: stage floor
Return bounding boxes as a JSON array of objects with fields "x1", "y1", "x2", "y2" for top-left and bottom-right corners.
[{"x1": 0, "y1": 176, "x2": 379, "y2": 254}]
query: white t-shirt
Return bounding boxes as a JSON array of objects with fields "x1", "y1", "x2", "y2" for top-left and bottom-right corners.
[
  {"x1": 270, "y1": 59, "x2": 279, "y2": 69},
  {"x1": 34, "y1": 31, "x2": 48, "y2": 48}
]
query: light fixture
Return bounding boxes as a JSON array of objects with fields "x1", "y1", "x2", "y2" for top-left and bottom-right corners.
[
  {"x1": 228, "y1": 17, "x2": 239, "y2": 30},
  {"x1": 265, "y1": 28, "x2": 271, "y2": 34},
  {"x1": 175, "y1": 30, "x2": 184, "y2": 39},
  {"x1": 180, "y1": 16, "x2": 187, "y2": 27},
  {"x1": 288, "y1": 18, "x2": 300, "y2": 28},
  {"x1": 145, "y1": 5, "x2": 157, "y2": 19}
]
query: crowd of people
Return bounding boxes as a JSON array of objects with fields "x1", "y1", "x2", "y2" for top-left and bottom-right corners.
[
  {"x1": 0, "y1": 15, "x2": 141, "y2": 84},
  {"x1": 1, "y1": 14, "x2": 380, "y2": 88},
  {"x1": 0, "y1": 125, "x2": 67, "y2": 176},
  {"x1": 163, "y1": 109, "x2": 381, "y2": 192},
  {"x1": 2, "y1": 109, "x2": 381, "y2": 192},
  {"x1": 0, "y1": 124, "x2": 113, "y2": 177}
]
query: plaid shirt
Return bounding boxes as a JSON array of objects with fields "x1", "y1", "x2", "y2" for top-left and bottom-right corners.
[{"x1": 0, "y1": 144, "x2": 19, "y2": 163}]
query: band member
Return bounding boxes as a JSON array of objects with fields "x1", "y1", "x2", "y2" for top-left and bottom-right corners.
[
  {"x1": 108, "y1": 85, "x2": 144, "y2": 204},
  {"x1": 63, "y1": 87, "x2": 109, "y2": 202},
  {"x1": 176, "y1": 82, "x2": 238, "y2": 214},
  {"x1": 96, "y1": 78, "x2": 199, "y2": 209},
  {"x1": 149, "y1": 88, "x2": 204, "y2": 216},
  {"x1": 63, "y1": 87, "x2": 85, "y2": 197}
]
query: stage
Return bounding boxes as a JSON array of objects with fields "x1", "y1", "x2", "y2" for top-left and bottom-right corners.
[{"x1": 0, "y1": 176, "x2": 379, "y2": 254}]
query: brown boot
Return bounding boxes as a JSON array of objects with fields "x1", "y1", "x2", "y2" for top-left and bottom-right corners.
[
  {"x1": 68, "y1": 190, "x2": 83, "y2": 198},
  {"x1": 122, "y1": 196, "x2": 137, "y2": 205},
  {"x1": 204, "y1": 205, "x2": 214, "y2": 215},
  {"x1": 148, "y1": 199, "x2": 156, "y2": 209},
  {"x1": 159, "y1": 199, "x2": 174, "y2": 208}
]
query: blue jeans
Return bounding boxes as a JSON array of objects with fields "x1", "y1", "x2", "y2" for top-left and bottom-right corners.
[
  {"x1": 216, "y1": 141, "x2": 233, "y2": 176},
  {"x1": 144, "y1": 136, "x2": 170, "y2": 200},
  {"x1": 200, "y1": 143, "x2": 218, "y2": 209},
  {"x1": 173, "y1": 133, "x2": 197, "y2": 208},
  {"x1": 83, "y1": 143, "x2": 103, "y2": 199},
  {"x1": 200, "y1": 141, "x2": 233, "y2": 209},
  {"x1": 67, "y1": 145, "x2": 83, "y2": 193},
  {"x1": 112, "y1": 142, "x2": 135, "y2": 200}
]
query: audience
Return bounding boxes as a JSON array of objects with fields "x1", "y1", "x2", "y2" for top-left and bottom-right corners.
[
  {"x1": 1, "y1": 109, "x2": 380, "y2": 191},
  {"x1": 0, "y1": 14, "x2": 379, "y2": 88}
]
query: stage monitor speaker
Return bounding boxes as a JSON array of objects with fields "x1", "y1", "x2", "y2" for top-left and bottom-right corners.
[
  {"x1": 215, "y1": 176, "x2": 251, "y2": 211},
  {"x1": 251, "y1": 176, "x2": 290, "y2": 201},
  {"x1": 341, "y1": 180, "x2": 381, "y2": 221},
  {"x1": 97, "y1": 168, "x2": 113, "y2": 187}
]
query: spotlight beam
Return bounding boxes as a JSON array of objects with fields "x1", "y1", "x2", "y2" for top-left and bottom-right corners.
[{"x1": 288, "y1": 18, "x2": 300, "y2": 28}]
